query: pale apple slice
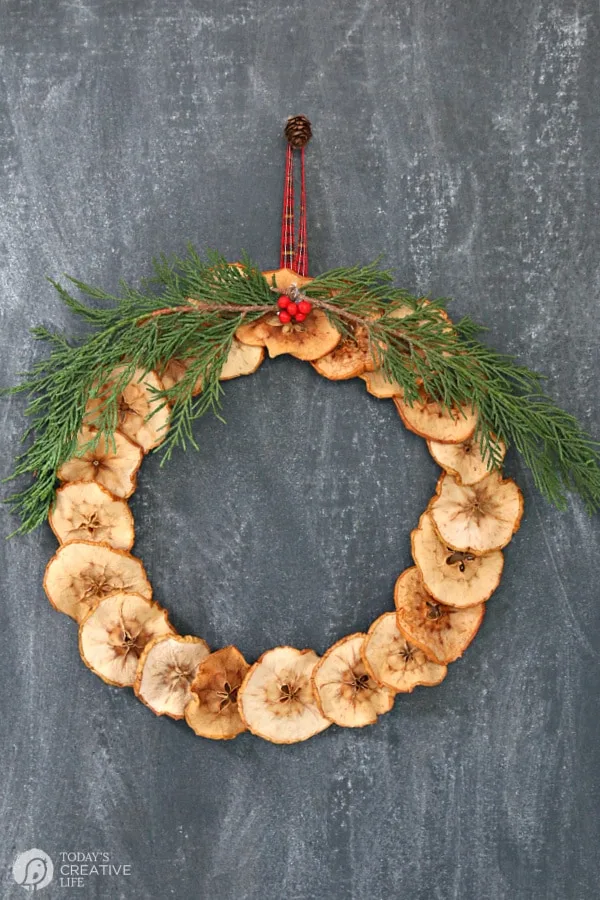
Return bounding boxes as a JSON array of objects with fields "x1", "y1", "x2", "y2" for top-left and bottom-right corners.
[
  {"x1": 237, "y1": 646, "x2": 330, "y2": 744},
  {"x1": 312, "y1": 633, "x2": 395, "y2": 727},
  {"x1": 43, "y1": 541, "x2": 151, "y2": 622},
  {"x1": 79, "y1": 591, "x2": 173, "y2": 687},
  {"x1": 134, "y1": 634, "x2": 210, "y2": 718},
  {"x1": 49, "y1": 481, "x2": 134, "y2": 550},
  {"x1": 428, "y1": 436, "x2": 506, "y2": 485},
  {"x1": 362, "y1": 613, "x2": 447, "y2": 692},
  {"x1": 430, "y1": 471, "x2": 524, "y2": 554},
  {"x1": 220, "y1": 339, "x2": 265, "y2": 380},
  {"x1": 412, "y1": 512, "x2": 504, "y2": 607},
  {"x1": 159, "y1": 338, "x2": 263, "y2": 395},
  {"x1": 394, "y1": 567, "x2": 484, "y2": 665}
]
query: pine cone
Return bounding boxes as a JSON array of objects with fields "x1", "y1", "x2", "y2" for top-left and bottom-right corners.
[{"x1": 285, "y1": 115, "x2": 312, "y2": 149}]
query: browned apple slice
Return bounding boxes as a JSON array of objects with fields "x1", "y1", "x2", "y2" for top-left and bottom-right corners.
[
  {"x1": 360, "y1": 304, "x2": 416, "y2": 397},
  {"x1": 237, "y1": 308, "x2": 340, "y2": 361},
  {"x1": 394, "y1": 394, "x2": 477, "y2": 443},
  {"x1": 394, "y1": 567, "x2": 484, "y2": 664},
  {"x1": 360, "y1": 368, "x2": 403, "y2": 398},
  {"x1": 160, "y1": 339, "x2": 264, "y2": 394},
  {"x1": 185, "y1": 646, "x2": 250, "y2": 740},
  {"x1": 159, "y1": 358, "x2": 204, "y2": 395},
  {"x1": 236, "y1": 268, "x2": 341, "y2": 361},
  {"x1": 85, "y1": 367, "x2": 170, "y2": 451},
  {"x1": 219, "y1": 339, "x2": 265, "y2": 380},
  {"x1": 236, "y1": 268, "x2": 313, "y2": 352},
  {"x1": 261, "y1": 267, "x2": 313, "y2": 293},
  {"x1": 57, "y1": 426, "x2": 143, "y2": 499},
  {"x1": 312, "y1": 327, "x2": 376, "y2": 380}
]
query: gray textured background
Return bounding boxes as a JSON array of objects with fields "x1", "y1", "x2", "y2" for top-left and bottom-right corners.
[{"x1": 1, "y1": 1, "x2": 599, "y2": 898}]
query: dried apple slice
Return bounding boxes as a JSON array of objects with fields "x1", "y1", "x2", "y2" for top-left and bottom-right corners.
[
  {"x1": 185, "y1": 646, "x2": 250, "y2": 740},
  {"x1": 394, "y1": 393, "x2": 477, "y2": 443},
  {"x1": 49, "y1": 481, "x2": 134, "y2": 550},
  {"x1": 86, "y1": 367, "x2": 170, "y2": 452},
  {"x1": 428, "y1": 436, "x2": 506, "y2": 485},
  {"x1": 160, "y1": 340, "x2": 263, "y2": 394},
  {"x1": 57, "y1": 426, "x2": 142, "y2": 499},
  {"x1": 361, "y1": 368, "x2": 403, "y2": 398},
  {"x1": 236, "y1": 267, "x2": 313, "y2": 351},
  {"x1": 237, "y1": 308, "x2": 340, "y2": 361},
  {"x1": 43, "y1": 540, "x2": 152, "y2": 622},
  {"x1": 360, "y1": 304, "x2": 414, "y2": 397},
  {"x1": 394, "y1": 567, "x2": 484, "y2": 664},
  {"x1": 312, "y1": 327, "x2": 376, "y2": 380},
  {"x1": 362, "y1": 613, "x2": 447, "y2": 692},
  {"x1": 361, "y1": 302, "x2": 454, "y2": 400},
  {"x1": 236, "y1": 268, "x2": 340, "y2": 361},
  {"x1": 237, "y1": 647, "x2": 330, "y2": 744},
  {"x1": 312, "y1": 633, "x2": 395, "y2": 728},
  {"x1": 430, "y1": 471, "x2": 523, "y2": 554},
  {"x1": 134, "y1": 634, "x2": 210, "y2": 718},
  {"x1": 412, "y1": 511, "x2": 503, "y2": 607},
  {"x1": 389, "y1": 303, "x2": 417, "y2": 319},
  {"x1": 261, "y1": 267, "x2": 313, "y2": 293},
  {"x1": 220, "y1": 338, "x2": 265, "y2": 380},
  {"x1": 160, "y1": 358, "x2": 204, "y2": 395},
  {"x1": 79, "y1": 591, "x2": 173, "y2": 687}
]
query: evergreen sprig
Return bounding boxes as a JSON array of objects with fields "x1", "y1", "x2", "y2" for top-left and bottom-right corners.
[{"x1": 2, "y1": 249, "x2": 599, "y2": 535}]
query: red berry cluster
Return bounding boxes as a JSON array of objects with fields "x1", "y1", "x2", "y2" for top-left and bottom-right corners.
[{"x1": 277, "y1": 295, "x2": 313, "y2": 324}]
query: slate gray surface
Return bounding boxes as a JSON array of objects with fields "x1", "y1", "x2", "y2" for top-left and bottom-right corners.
[{"x1": 1, "y1": 1, "x2": 599, "y2": 898}]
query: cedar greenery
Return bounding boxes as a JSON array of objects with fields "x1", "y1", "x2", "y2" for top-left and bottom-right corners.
[{"x1": 3, "y1": 248, "x2": 600, "y2": 535}]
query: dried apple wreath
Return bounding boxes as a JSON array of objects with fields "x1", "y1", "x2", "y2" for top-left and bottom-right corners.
[
  {"x1": 5, "y1": 118, "x2": 599, "y2": 745},
  {"x1": 40, "y1": 263, "x2": 523, "y2": 742}
]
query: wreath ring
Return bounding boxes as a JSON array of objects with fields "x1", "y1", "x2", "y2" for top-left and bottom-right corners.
[
  {"x1": 40, "y1": 263, "x2": 523, "y2": 744},
  {"x1": 6, "y1": 116, "x2": 598, "y2": 745}
]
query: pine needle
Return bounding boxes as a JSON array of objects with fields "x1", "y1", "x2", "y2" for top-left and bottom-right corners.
[{"x1": 2, "y1": 250, "x2": 599, "y2": 534}]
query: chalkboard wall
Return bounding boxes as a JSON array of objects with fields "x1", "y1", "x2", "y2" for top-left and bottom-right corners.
[{"x1": 1, "y1": 2, "x2": 599, "y2": 898}]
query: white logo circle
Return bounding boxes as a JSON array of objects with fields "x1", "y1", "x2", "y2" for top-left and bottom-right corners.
[{"x1": 12, "y1": 849, "x2": 54, "y2": 891}]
